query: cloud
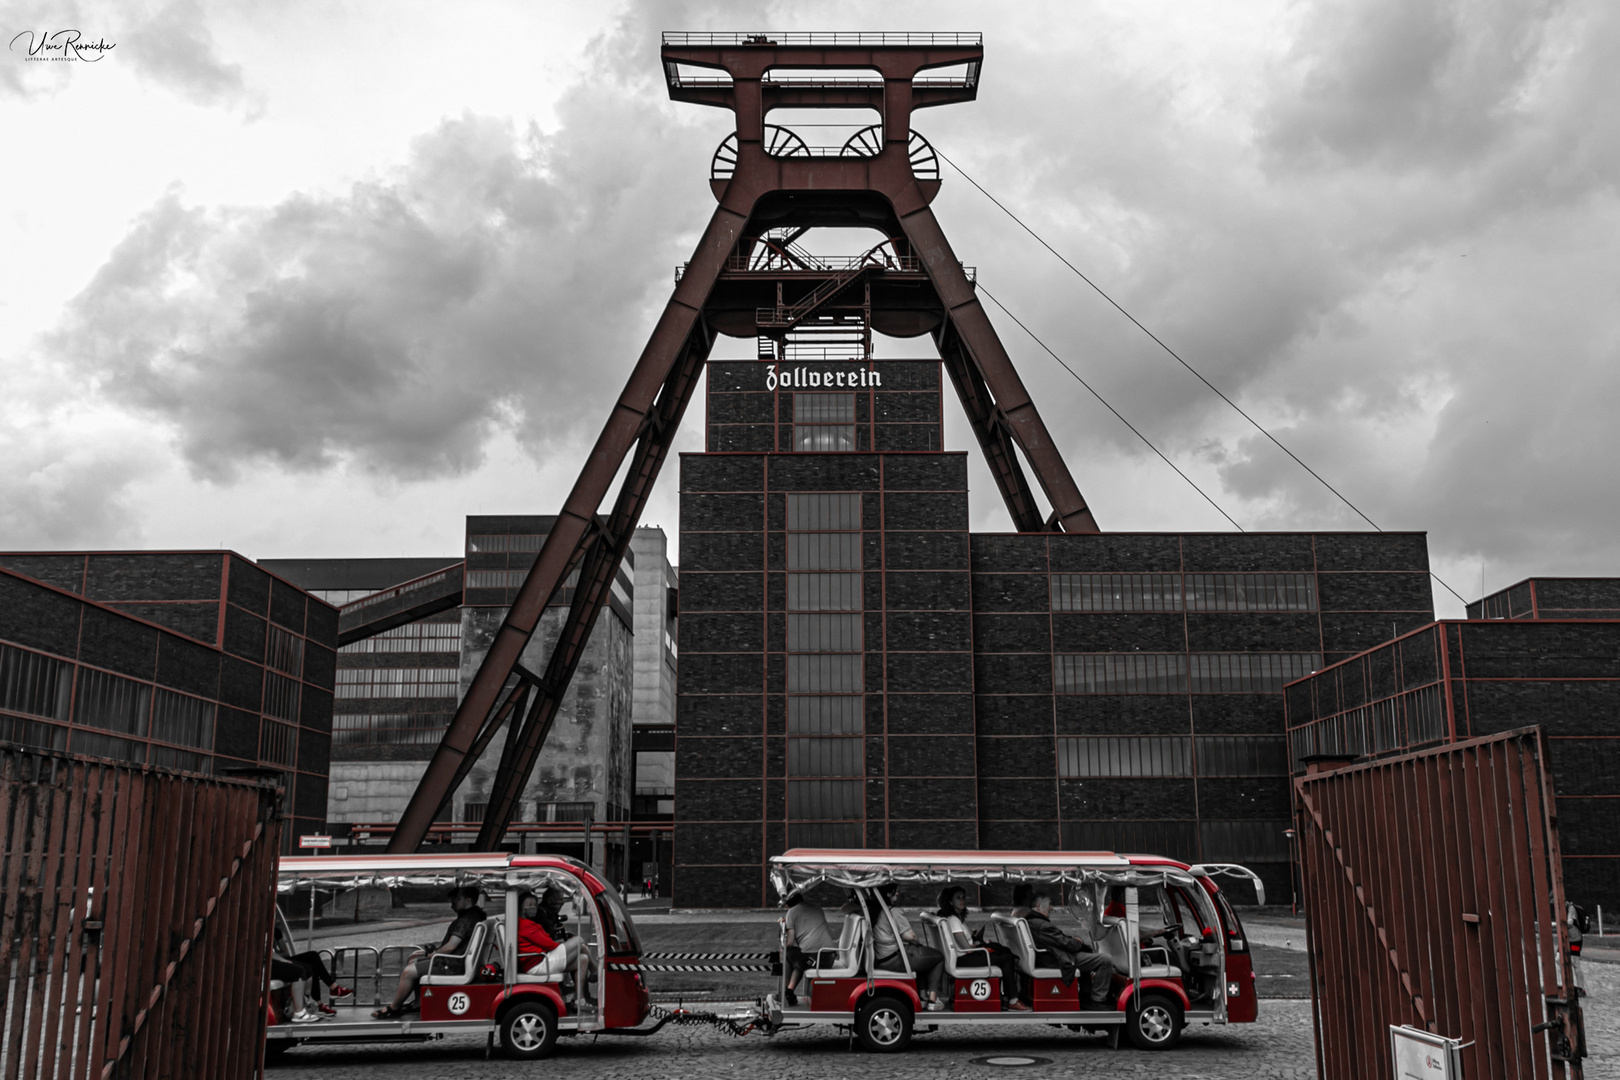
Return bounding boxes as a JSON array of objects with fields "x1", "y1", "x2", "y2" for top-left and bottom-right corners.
[
  {"x1": 48, "y1": 15, "x2": 716, "y2": 482},
  {"x1": 118, "y1": 0, "x2": 257, "y2": 113}
]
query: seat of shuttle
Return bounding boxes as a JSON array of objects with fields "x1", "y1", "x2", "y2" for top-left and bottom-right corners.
[
  {"x1": 990, "y1": 914, "x2": 1064, "y2": 979},
  {"x1": 421, "y1": 918, "x2": 495, "y2": 984},
  {"x1": 919, "y1": 913, "x2": 1000, "y2": 979},
  {"x1": 1096, "y1": 916, "x2": 1181, "y2": 979},
  {"x1": 806, "y1": 914, "x2": 867, "y2": 979}
]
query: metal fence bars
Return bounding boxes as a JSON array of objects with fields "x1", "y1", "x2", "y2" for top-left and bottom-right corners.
[
  {"x1": 1295, "y1": 727, "x2": 1585, "y2": 1080},
  {"x1": 0, "y1": 743, "x2": 282, "y2": 1080}
]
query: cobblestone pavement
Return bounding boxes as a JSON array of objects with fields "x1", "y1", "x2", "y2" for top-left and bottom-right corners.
[
  {"x1": 272, "y1": 907, "x2": 1617, "y2": 1079},
  {"x1": 270, "y1": 1000, "x2": 1320, "y2": 1079}
]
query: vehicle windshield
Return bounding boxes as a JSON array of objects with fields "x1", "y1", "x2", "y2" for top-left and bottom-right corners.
[{"x1": 594, "y1": 885, "x2": 642, "y2": 956}]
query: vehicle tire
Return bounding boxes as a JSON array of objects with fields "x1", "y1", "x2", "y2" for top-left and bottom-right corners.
[
  {"x1": 855, "y1": 994, "x2": 913, "y2": 1053},
  {"x1": 500, "y1": 1000, "x2": 558, "y2": 1060},
  {"x1": 1125, "y1": 991, "x2": 1183, "y2": 1050}
]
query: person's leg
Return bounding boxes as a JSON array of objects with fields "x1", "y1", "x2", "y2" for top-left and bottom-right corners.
[
  {"x1": 289, "y1": 950, "x2": 334, "y2": 1000},
  {"x1": 1078, "y1": 953, "x2": 1114, "y2": 1003}
]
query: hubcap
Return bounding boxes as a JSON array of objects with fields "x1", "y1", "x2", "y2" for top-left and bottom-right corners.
[
  {"x1": 1140, "y1": 1004, "x2": 1174, "y2": 1042},
  {"x1": 869, "y1": 1007, "x2": 903, "y2": 1045},
  {"x1": 511, "y1": 1014, "x2": 545, "y2": 1050}
]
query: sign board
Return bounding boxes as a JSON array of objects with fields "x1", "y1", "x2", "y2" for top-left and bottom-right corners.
[
  {"x1": 1390, "y1": 1025, "x2": 1463, "y2": 1080},
  {"x1": 299, "y1": 834, "x2": 332, "y2": 849}
]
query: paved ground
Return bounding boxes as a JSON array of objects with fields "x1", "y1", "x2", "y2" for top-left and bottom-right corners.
[{"x1": 270, "y1": 906, "x2": 1618, "y2": 1079}]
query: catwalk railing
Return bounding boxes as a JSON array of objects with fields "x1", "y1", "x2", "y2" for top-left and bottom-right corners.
[{"x1": 0, "y1": 744, "x2": 282, "y2": 1080}]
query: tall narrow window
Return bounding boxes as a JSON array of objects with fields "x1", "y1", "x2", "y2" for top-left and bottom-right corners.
[
  {"x1": 784, "y1": 492, "x2": 864, "y2": 847},
  {"x1": 793, "y1": 393, "x2": 855, "y2": 452}
]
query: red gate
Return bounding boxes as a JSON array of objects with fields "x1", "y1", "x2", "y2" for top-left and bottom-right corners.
[
  {"x1": 0, "y1": 745, "x2": 282, "y2": 1079},
  {"x1": 1295, "y1": 727, "x2": 1584, "y2": 1079}
]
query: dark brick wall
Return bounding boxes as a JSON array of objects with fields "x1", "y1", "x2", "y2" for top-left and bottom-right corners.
[
  {"x1": 1286, "y1": 616, "x2": 1620, "y2": 908},
  {"x1": 0, "y1": 562, "x2": 336, "y2": 854}
]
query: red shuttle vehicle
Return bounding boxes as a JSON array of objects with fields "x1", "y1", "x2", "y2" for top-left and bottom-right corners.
[
  {"x1": 265, "y1": 853, "x2": 649, "y2": 1060},
  {"x1": 758, "y1": 849, "x2": 1263, "y2": 1052}
]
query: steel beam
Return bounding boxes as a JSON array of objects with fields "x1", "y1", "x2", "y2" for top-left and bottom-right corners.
[
  {"x1": 388, "y1": 202, "x2": 745, "y2": 854},
  {"x1": 903, "y1": 205, "x2": 1099, "y2": 534}
]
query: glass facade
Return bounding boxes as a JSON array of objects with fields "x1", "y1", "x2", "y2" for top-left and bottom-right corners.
[
  {"x1": 784, "y1": 492, "x2": 863, "y2": 847},
  {"x1": 1050, "y1": 572, "x2": 1318, "y2": 612}
]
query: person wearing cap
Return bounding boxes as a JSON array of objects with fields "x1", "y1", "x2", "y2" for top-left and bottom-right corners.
[
  {"x1": 780, "y1": 887, "x2": 836, "y2": 1006},
  {"x1": 373, "y1": 885, "x2": 487, "y2": 1019}
]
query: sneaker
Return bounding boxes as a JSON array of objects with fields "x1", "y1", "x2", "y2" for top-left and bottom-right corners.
[
  {"x1": 316, "y1": 1002, "x2": 337, "y2": 1015},
  {"x1": 783, "y1": 988, "x2": 799, "y2": 1007},
  {"x1": 925, "y1": 1000, "x2": 946, "y2": 1012},
  {"x1": 290, "y1": 1010, "x2": 323, "y2": 1024},
  {"x1": 329, "y1": 985, "x2": 354, "y2": 1000},
  {"x1": 1005, "y1": 1000, "x2": 1031, "y2": 1012}
]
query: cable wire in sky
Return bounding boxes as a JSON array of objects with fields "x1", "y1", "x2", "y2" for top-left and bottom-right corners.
[
  {"x1": 977, "y1": 283, "x2": 1244, "y2": 532},
  {"x1": 944, "y1": 150, "x2": 1472, "y2": 608}
]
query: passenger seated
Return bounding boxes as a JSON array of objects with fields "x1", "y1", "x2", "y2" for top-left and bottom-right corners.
[
  {"x1": 780, "y1": 886, "x2": 836, "y2": 1007},
  {"x1": 935, "y1": 886, "x2": 1029, "y2": 1011},
  {"x1": 372, "y1": 885, "x2": 486, "y2": 1019},
  {"x1": 1027, "y1": 889, "x2": 1116, "y2": 1006},
  {"x1": 515, "y1": 889, "x2": 582, "y2": 974},
  {"x1": 272, "y1": 919, "x2": 352, "y2": 1017},
  {"x1": 870, "y1": 883, "x2": 946, "y2": 1012}
]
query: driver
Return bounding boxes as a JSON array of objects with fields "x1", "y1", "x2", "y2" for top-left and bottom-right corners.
[{"x1": 372, "y1": 885, "x2": 487, "y2": 1019}]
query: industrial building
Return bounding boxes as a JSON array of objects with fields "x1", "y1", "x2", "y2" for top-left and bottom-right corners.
[
  {"x1": 263, "y1": 522, "x2": 676, "y2": 883},
  {"x1": 673, "y1": 357, "x2": 1438, "y2": 906},
  {"x1": 1286, "y1": 577, "x2": 1620, "y2": 909},
  {"x1": 0, "y1": 552, "x2": 337, "y2": 847}
]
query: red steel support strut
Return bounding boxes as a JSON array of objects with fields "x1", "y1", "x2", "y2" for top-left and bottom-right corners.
[{"x1": 391, "y1": 31, "x2": 1097, "y2": 854}]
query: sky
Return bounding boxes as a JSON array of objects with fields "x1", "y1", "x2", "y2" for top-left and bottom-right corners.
[{"x1": 3, "y1": 0, "x2": 1617, "y2": 618}]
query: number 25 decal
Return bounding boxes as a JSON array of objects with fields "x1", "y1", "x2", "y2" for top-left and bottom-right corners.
[{"x1": 448, "y1": 992, "x2": 471, "y2": 1015}]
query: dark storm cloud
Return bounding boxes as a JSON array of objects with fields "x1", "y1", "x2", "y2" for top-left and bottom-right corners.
[{"x1": 52, "y1": 71, "x2": 716, "y2": 480}]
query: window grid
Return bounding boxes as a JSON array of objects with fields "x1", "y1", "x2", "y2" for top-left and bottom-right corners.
[
  {"x1": 0, "y1": 643, "x2": 72, "y2": 722},
  {"x1": 1057, "y1": 736, "x2": 1291, "y2": 778},
  {"x1": 263, "y1": 671, "x2": 301, "y2": 723},
  {"x1": 468, "y1": 534, "x2": 545, "y2": 553},
  {"x1": 1049, "y1": 572, "x2": 1319, "y2": 613},
  {"x1": 332, "y1": 713, "x2": 452, "y2": 746},
  {"x1": 1055, "y1": 652, "x2": 1322, "y2": 694},
  {"x1": 74, "y1": 668, "x2": 152, "y2": 737},
  {"x1": 334, "y1": 668, "x2": 461, "y2": 699},
  {"x1": 340, "y1": 621, "x2": 460, "y2": 655},
  {"x1": 151, "y1": 689, "x2": 216, "y2": 751},
  {"x1": 785, "y1": 493, "x2": 863, "y2": 843},
  {"x1": 259, "y1": 719, "x2": 297, "y2": 767},
  {"x1": 266, "y1": 625, "x2": 305, "y2": 677}
]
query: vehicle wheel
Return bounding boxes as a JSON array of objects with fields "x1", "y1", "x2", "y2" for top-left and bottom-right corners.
[
  {"x1": 855, "y1": 994, "x2": 913, "y2": 1053},
  {"x1": 500, "y1": 1001, "x2": 558, "y2": 1060},
  {"x1": 1125, "y1": 992, "x2": 1183, "y2": 1050}
]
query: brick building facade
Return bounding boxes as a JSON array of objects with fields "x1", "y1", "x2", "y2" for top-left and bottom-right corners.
[{"x1": 672, "y1": 358, "x2": 1436, "y2": 907}]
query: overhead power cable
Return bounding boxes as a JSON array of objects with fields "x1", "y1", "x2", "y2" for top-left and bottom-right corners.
[
  {"x1": 943, "y1": 150, "x2": 1472, "y2": 608},
  {"x1": 977, "y1": 283, "x2": 1243, "y2": 532}
]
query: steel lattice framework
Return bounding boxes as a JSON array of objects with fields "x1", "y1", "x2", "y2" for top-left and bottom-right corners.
[{"x1": 390, "y1": 32, "x2": 1099, "y2": 853}]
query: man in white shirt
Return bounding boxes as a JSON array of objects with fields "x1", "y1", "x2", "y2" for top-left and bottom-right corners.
[{"x1": 782, "y1": 888, "x2": 837, "y2": 1006}]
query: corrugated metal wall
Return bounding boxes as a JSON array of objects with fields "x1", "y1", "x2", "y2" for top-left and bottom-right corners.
[
  {"x1": 1296, "y1": 727, "x2": 1585, "y2": 1079},
  {"x1": 0, "y1": 745, "x2": 281, "y2": 1079}
]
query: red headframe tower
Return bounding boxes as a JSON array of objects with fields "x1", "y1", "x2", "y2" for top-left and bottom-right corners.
[{"x1": 389, "y1": 32, "x2": 1098, "y2": 852}]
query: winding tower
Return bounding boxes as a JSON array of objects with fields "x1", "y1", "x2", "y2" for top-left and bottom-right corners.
[{"x1": 390, "y1": 31, "x2": 1098, "y2": 853}]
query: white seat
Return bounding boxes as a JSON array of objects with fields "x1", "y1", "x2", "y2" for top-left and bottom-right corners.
[
  {"x1": 1096, "y1": 918, "x2": 1180, "y2": 979},
  {"x1": 806, "y1": 914, "x2": 866, "y2": 978},
  {"x1": 919, "y1": 913, "x2": 1000, "y2": 980},
  {"x1": 420, "y1": 918, "x2": 492, "y2": 986},
  {"x1": 517, "y1": 942, "x2": 569, "y2": 982},
  {"x1": 990, "y1": 914, "x2": 1062, "y2": 979}
]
